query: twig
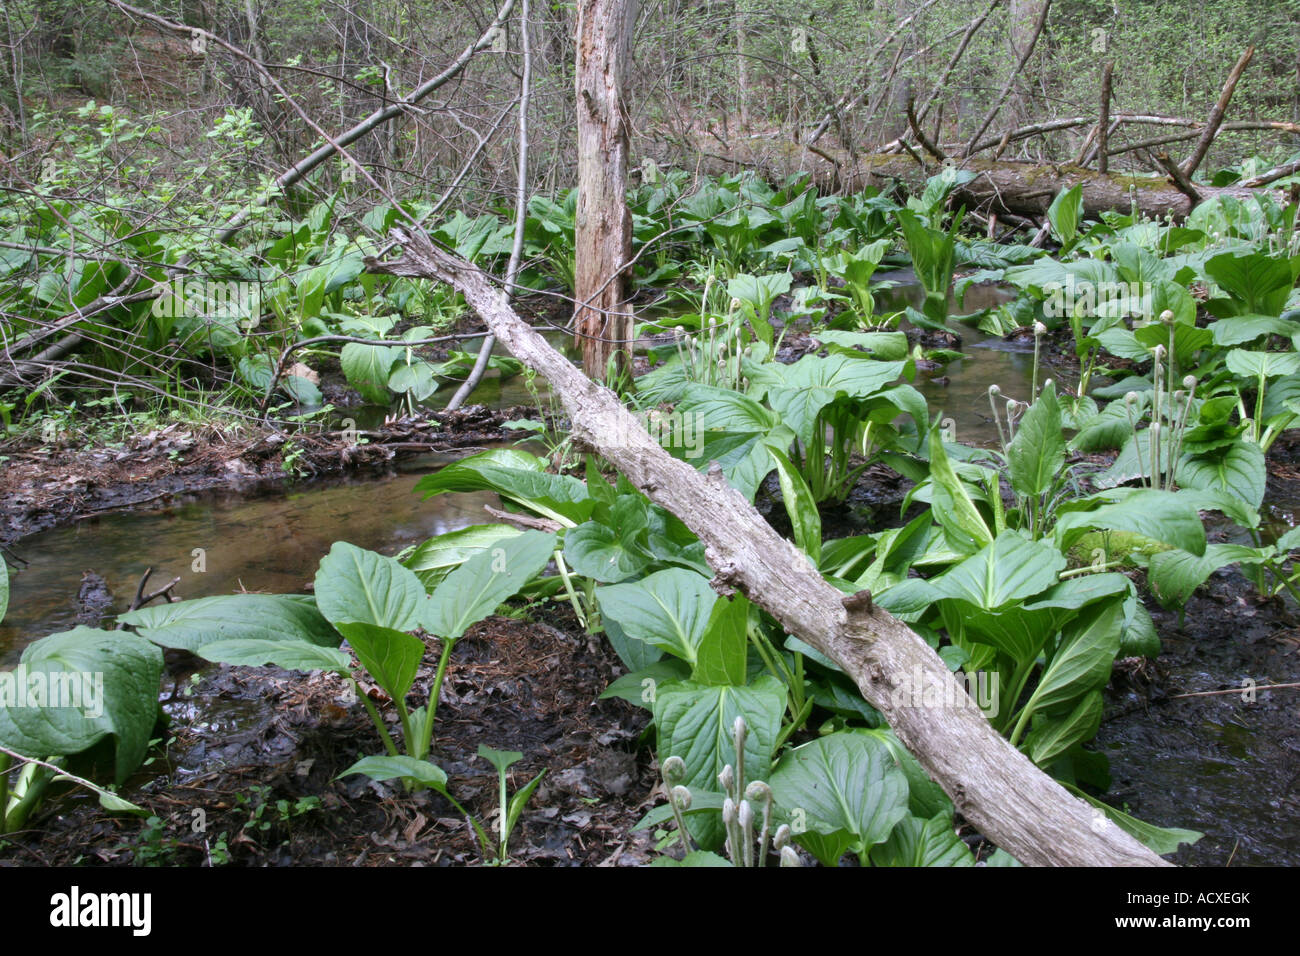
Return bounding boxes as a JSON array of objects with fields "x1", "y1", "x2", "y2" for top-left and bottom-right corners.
[
  {"x1": 1097, "y1": 61, "x2": 1114, "y2": 174},
  {"x1": 1169, "y1": 682, "x2": 1300, "y2": 700},
  {"x1": 963, "y1": 0, "x2": 1053, "y2": 157},
  {"x1": 483, "y1": 504, "x2": 562, "y2": 532},
  {"x1": 1181, "y1": 46, "x2": 1254, "y2": 178},
  {"x1": 447, "y1": 0, "x2": 532, "y2": 412},
  {"x1": 906, "y1": 95, "x2": 946, "y2": 161},
  {"x1": 1152, "y1": 150, "x2": 1202, "y2": 204}
]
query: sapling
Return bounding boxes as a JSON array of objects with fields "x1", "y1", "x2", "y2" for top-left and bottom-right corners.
[{"x1": 476, "y1": 746, "x2": 547, "y2": 865}]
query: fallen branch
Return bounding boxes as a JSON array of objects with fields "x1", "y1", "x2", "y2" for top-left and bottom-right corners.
[
  {"x1": 1182, "y1": 46, "x2": 1254, "y2": 178},
  {"x1": 366, "y1": 226, "x2": 1168, "y2": 867}
]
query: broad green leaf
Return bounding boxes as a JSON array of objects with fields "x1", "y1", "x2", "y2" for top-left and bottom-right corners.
[
  {"x1": 340, "y1": 342, "x2": 399, "y2": 404},
  {"x1": 337, "y1": 754, "x2": 447, "y2": 790},
  {"x1": 476, "y1": 744, "x2": 523, "y2": 775},
  {"x1": 652, "y1": 676, "x2": 785, "y2": 849},
  {"x1": 414, "y1": 450, "x2": 592, "y2": 525},
  {"x1": 769, "y1": 731, "x2": 909, "y2": 853},
  {"x1": 1225, "y1": 349, "x2": 1300, "y2": 380},
  {"x1": 424, "y1": 530, "x2": 556, "y2": 639},
  {"x1": 1047, "y1": 185, "x2": 1083, "y2": 251},
  {"x1": 1067, "y1": 784, "x2": 1201, "y2": 855},
  {"x1": 926, "y1": 427, "x2": 993, "y2": 554},
  {"x1": 315, "y1": 542, "x2": 427, "y2": 632},
  {"x1": 1007, "y1": 381, "x2": 1064, "y2": 498},
  {"x1": 596, "y1": 568, "x2": 717, "y2": 664},
  {"x1": 810, "y1": 330, "x2": 910, "y2": 360},
  {"x1": 1055, "y1": 489, "x2": 1206, "y2": 556},
  {"x1": 121, "y1": 594, "x2": 339, "y2": 652},
  {"x1": 334, "y1": 622, "x2": 425, "y2": 702},
  {"x1": 692, "y1": 594, "x2": 749, "y2": 686},
  {"x1": 767, "y1": 444, "x2": 821, "y2": 563},
  {"x1": 1211, "y1": 314, "x2": 1298, "y2": 346},
  {"x1": 1204, "y1": 251, "x2": 1294, "y2": 316},
  {"x1": 927, "y1": 533, "x2": 1065, "y2": 609},
  {"x1": 1178, "y1": 441, "x2": 1266, "y2": 511},
  {"x1": 598, "y1": 659, "x2": 689, "y2": 707},
  {"x1": 1022, "y1": 601, "x2": 1123, "y2": 717},
  {"x1": 0, "y1": 627, "x2": 162, "y2": 783},
  {"x1": 198, "y1": 638, "x2": 351, "y2": 672},
  {"x1": 1026, "y1": 690, "x2": 1103, "y2": 766},
  {"x1": 563, "y1": 496, "x2": 651, "y2": 583},
  {"x1": 403, "y1": 524, "x2": 524, "y2": 589},
  {"x1": 1147, "y1": 543, "x2": 1265, "y2": 607},
  {"x1": 870, "y1": 811, "x2": 975, "y2": 867}
]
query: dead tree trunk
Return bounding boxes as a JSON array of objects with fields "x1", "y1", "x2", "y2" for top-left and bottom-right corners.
[
  {"x1": 366, "y1": 226, "x2": 1170, "y2": 867},
  {"x1": 574, "y1": 0, "x2": 636, "y2": 380}
]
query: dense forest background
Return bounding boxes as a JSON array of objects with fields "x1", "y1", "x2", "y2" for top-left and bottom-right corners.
[{"x1": 4, "y1": 0, "x2": 1297, "y2": 226}]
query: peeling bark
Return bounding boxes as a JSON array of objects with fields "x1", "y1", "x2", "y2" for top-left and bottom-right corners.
[{"x1": 574, "y1": 0, "x2": 637, "y2": 378}]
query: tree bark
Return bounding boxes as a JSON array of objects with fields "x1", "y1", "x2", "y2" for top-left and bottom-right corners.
[
  {"x1": 574, "y1": 0, "x2": 637, "y2": 380},
  {"x1": 366, "y1": 226, "x2": 1170, "y2": 867}
]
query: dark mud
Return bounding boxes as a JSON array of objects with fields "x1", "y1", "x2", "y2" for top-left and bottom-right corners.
[{"x1": 2, "y1": 606, "x2": 660, "y2": 867}]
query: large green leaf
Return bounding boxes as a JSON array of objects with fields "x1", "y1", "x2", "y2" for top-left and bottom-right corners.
[
  {"x1": 0, "y1": 627, "x2": 162, "y2": 783},
  {"x1": 1025, "y1": 689, "x2": 1103, "y2": 766},
  {"x1": 1054, "y1": 489, "x2": 1206, "y2": 556},
  {"x1": 692, "y1": 594, "x2": 749, "y2": 686},
  {"x1": 1047, "y1": 184, "x2": 1083, "y2": 252},
  {"x1": 1225, "y1": 349, "x2": 1300, "y2": 380},
  {"x1": 1067, "y1": 784, "x2": 1201, "y2": 855},
  {"x1": 315, "y1": 542, "x2": 428, "y2": 632},
  {"x1": 870, "y1": 811, "x2": 975, "y2": 867},
  {"x1": 423, "y1": 530, "x2": 556, "y2": 640},
  {"x1": 414, "y1": 450, "x2": 592, "y2": 525},
  {"x1": 403, "y1": 524, "x2": 524, "y2": 589},
  {"x1": 334, "y1": 622, "x2": 425, "y2": 702},
  {"x1": 1204, "y1": 251, "x2": 1294, "y2": 316},
  {"x1": 652, "y1": 676, "x2": 786, "y2": 849},
  {"x1": 1178, "y1": 441, "x2": 1266, "y2": 510},
  {"x1": 928, "y1": 533, "x2": 1065, "y2": 609},
  {"x1": 769, "y1": 731, "x2": 909, "y2": 857},
  {"x1": 1146, "y1": 543, "x2": 1265, "y2": 607},
  {"x1": 1007, "y1": 381, "x2": 1064, "y2": 498},
  {"x1": 595, "y1": 568, "x2": 717, "y2": 664},
  {"x1": 1021, "y1": 601, "x2": 1123, "y2": 717},
  {"x1": 121, "y1": 594, "x2": 339, "y2": 652},
  {"x1": 337, "y1": 754, "x2": 447, "y2": 790},
  {"x1": 767, "y1": 444, "x2": 821, "y2": 563},
  {"x1": 562, "y1": 496, "x2": 652, "y2": 583},
  {"x1": 926, "y1": 427, "x2": 994, "y2": 554},
  {"x1": 340, "y1": 342, "x2": 399, "y2": 404},
  {"x1": 197, "y1": 638, "x2": 351, "y2": 672}
]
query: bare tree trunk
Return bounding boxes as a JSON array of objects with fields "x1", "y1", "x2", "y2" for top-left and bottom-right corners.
[
  {"x1": 366, "y1": 226, "x2": 1170, "y2": 867},
  {"x1": 574, "y1": 0, "x2": 637, "y2": 380}
]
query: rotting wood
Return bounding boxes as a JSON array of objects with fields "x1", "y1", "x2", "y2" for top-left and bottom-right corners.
[
  {"x1": 365, "y1": 225, "x2": 1171, "y2": 867},
  {"x1": 696, "y1": 140, "x2": 1265, "y2": 222}
]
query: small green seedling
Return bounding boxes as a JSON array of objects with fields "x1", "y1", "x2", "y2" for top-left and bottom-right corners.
[{"x1": 476, "y1": 746, "x2": 546, "y2": 865}]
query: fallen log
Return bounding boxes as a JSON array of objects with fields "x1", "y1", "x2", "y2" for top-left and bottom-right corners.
[
  {"x1": 697, "y1": 139, "x2": 1267, "y2": 221},
  {"x1": 365, "y1": 226, "x2": 1170, "y2": 867}
]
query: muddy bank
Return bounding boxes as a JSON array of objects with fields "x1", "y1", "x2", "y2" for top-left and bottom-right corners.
[
  {"x1": 0, "y1": 404, "x2": 529, "y2": 544},
  {"x1": 3, "y1": 606, "x2": 660, "y2": 867}
]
